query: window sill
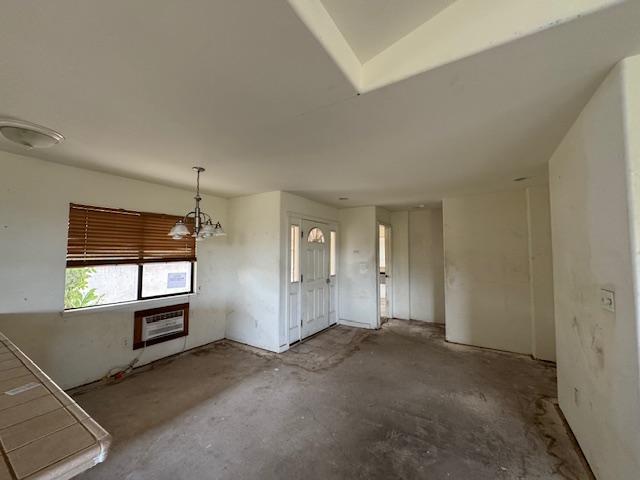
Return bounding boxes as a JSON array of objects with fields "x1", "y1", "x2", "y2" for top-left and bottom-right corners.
[{"x1": 61, "y1": 293, "x2": 196, "y2": 317}]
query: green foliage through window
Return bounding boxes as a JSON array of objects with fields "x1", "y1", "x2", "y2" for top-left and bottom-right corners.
[{"x1": 64, "y1": 268, "x2": 104, "y2": 309}]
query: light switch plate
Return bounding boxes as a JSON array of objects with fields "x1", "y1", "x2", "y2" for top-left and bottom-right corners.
[{"x1": 600, "y1": 289, "x2": 615, "y2": 312}]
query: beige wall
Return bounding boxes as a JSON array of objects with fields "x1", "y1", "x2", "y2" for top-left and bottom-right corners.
[
  {"x1": 389, "y1": 208, "x2": 445, "y2": 323},
  {"x1": 338, "y1": 206, "x2": 378, "y2": 328},
  {"x1": 375, "y1": 206, "x2": 391, "y2": 224},
  {"x1": 390, "y1": 211, "x2": 410, "y2": 320},
  {"x1": 549, "y1": 57, "x2": 640, "y2": 479},
  {"x1": 225, "y1": 191, "x2": 282, "y2": 352},
  {"x1": 0, "y1": 152, "x2": 228, "y2": 389},
  {"x1": 444, "y1": 190, "x2": 532, "y2": 354},
  {"x1": 527, "y1": 186, "x2": 556, "y2": 361},
  {"x1": 224, "y1": 190, "x2": 342, "y2": 352},
  {"x1": 0, "y1": 153, "x2": 352, "y2": 388},
  {"x1": 409, "y1": 209, "x2": 445, "y2": 323},
  {"x1": 443, "y1": 187, "x2": 555, "y2": 360},
  {"x1": 0, "y1": 160, "x2": 346, "y2": 388}
]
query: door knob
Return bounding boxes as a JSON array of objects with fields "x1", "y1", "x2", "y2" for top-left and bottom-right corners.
[{"x1": 326, "y1": 278, "x2": 330, "y2": 284}]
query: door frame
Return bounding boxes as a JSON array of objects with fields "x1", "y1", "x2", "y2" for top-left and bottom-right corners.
[
  {"x1": 284, "y1": 213, "x2": 339, "y2": 347},
  {"x1": 376, "y1": 222, "x2": 393, "y2": 326},
  {"x1": 300, "y1": 219, "x2": 330, "y2": 339}
]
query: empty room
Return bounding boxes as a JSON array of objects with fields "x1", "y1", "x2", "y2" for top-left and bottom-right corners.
[{"x1": 0, "y1": 1, "x2": 639, "y2": 479}]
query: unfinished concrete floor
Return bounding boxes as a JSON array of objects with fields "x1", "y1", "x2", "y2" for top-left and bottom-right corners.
[{"x1": 72, "y1": 320, "x2": 591, "y2": 480}]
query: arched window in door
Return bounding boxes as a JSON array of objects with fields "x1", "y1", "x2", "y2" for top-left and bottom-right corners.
[{"x1": 307, "y1": 227, "x2": 325, "y2": 243}]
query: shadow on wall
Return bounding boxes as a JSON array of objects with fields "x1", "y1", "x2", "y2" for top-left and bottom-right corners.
[
  {"x1": 0, "y1": 312, "x2": 68, "y2": 378},
  {"x1": 0, "y1": 306, "x2": 228, "y2": 390},
  {"x1": 442, "y1": 187, "x2": 554, "y2": 358},
  {"x1": 410, "y1": 209, "x2": 445, "y2": 325},
  {"x1": 443, "y1": 240, "x2": 532, "y2": 355}
]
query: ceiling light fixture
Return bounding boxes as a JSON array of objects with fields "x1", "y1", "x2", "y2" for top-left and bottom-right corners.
[
  {"x1": 169, "y1": 167, "x2": 225, "y2": 241},
  {"x1": 0, "y1": 119, "x2": 64, "y2": 149}
]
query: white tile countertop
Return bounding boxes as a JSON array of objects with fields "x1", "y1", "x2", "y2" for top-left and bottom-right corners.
[{"x1": 0, "y1": 333, "x2": 110, "y2": 480}]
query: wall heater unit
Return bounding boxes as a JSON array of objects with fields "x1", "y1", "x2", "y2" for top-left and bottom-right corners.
[
  {"x1": 142, "y1": 309, "x2": 185, "y2": 341},
  {"x1": 133, "y1": 303, "x2": 189, "y2": 349}
]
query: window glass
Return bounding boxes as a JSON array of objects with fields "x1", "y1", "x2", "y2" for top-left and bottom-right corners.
[
  {"x1": 307, "y1": 227, "x2": 325, "y2": 243},
  {"x1": 64, "y1": 203, "x2": 197, "y2": 310},
  {"x1": 379, "y1": 224, "x2": 386, "y2": 273},
  {"x1": 330, "y1": 231, "x2": 336, "y2": 276},
  {"x1": 64, "y1": 265, "x2": 137, "y2": 309},
  {"x1": 141, "y1": 261, "x2": 192, "y2": 298},
  {"x1": 290, "y1": 225, "x2": 300, "y2": 282}
]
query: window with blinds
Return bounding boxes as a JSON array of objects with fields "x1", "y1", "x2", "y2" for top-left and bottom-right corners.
[
  {"x1": 67, "y1": 204, "x2": 195, "y2": 266},
  {"x1": 64, "y1": 204, "x2": 196, "y2": 310}
]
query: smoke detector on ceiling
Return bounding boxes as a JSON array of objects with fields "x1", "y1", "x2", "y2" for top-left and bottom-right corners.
[{"x1": 0, "y1": 119, "x2": 64, "y2": 149}]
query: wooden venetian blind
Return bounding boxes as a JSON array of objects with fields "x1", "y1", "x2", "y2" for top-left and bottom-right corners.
[{"x1": 66, "y1": 203, "x2": 196, "y2": 267}]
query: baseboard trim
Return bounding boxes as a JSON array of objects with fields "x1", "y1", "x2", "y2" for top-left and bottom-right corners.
[{"x1": 338, "y1": 319, "x2": 375, "y2": 329}]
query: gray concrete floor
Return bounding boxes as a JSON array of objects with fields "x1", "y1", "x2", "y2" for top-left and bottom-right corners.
[{"x1": 72, "y1": 320, "x2": 591, "y2": 480}]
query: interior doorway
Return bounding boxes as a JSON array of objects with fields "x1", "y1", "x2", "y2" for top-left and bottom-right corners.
[{"x1": 378, "y1": 223, "x2": 392, "y2": 323}]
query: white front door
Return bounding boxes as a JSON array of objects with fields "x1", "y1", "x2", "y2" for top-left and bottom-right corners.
[{"x1": 301, "y1": 220, "x2": 330, "y2": 339}]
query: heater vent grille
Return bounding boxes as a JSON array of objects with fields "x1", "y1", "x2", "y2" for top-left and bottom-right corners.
[
  {"x1": 133, "y1": 303, "x2": 189, "y2": 349},
  {"x1": 142, "y1": 310, "x2": 184, "y2": 340}
]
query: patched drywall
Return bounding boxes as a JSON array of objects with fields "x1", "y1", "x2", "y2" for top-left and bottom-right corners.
[
  {"x1": 409, "y1": 209, "x2": 445, "y2": 323},
  {"x1": 225, "y1": 192, "x2": 282, "y2": 352},
  {"x1": 443, "y1": 187, "x2": 555, "y2": 359},
  {"x1": 390, "y1": 208, "x2": 445, "y2": 323},
  {"x1": 0, "y1": 152, "x2": 228, "y2": 389},
  {"x1": 527, "y1": 186, "x2": 556, "y2": 361},
  {"x1": 390, "y1": 211, "x2": 410, "y2": 320},
  {"x1": 444, "y1": 191, "x2": 532, "y2": 354},
  {"x1": 338, "y1": 207, "x2": 377, "y2": 328},
  {"x1": 549, "y1": 57, "x2": 640, "y2": 479}
]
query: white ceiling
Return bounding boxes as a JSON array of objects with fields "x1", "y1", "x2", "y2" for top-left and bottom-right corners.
[
  {"x1": 0, "y1": 1, "x2": 639, "y2": 209},
  {"x1": 320, "y1": 0, "x2": 457, "y2": 63}
]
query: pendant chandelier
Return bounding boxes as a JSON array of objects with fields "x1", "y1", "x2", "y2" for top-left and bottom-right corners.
[{"x1": 168, "y1": 167, "x2": 225, "y2": 241}]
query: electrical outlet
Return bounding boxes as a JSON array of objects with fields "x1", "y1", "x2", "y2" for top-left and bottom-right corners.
[{"x1": 600, "y1": 289, "x2": 615, "y2": 312}]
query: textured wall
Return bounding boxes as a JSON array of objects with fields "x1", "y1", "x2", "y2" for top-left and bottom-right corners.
[
  {"x1": 443, "y1": 191, "x2": 532, "y2": 354},
  {"x1": 549, "y1": 58, "x2": 640, "y2": 479},
  {"x1": 0, "y1": 152, "x2": 228, "y2": 388},
  {"x1": 409, "y1": 209, "x2": 445, "y2": 323}
]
